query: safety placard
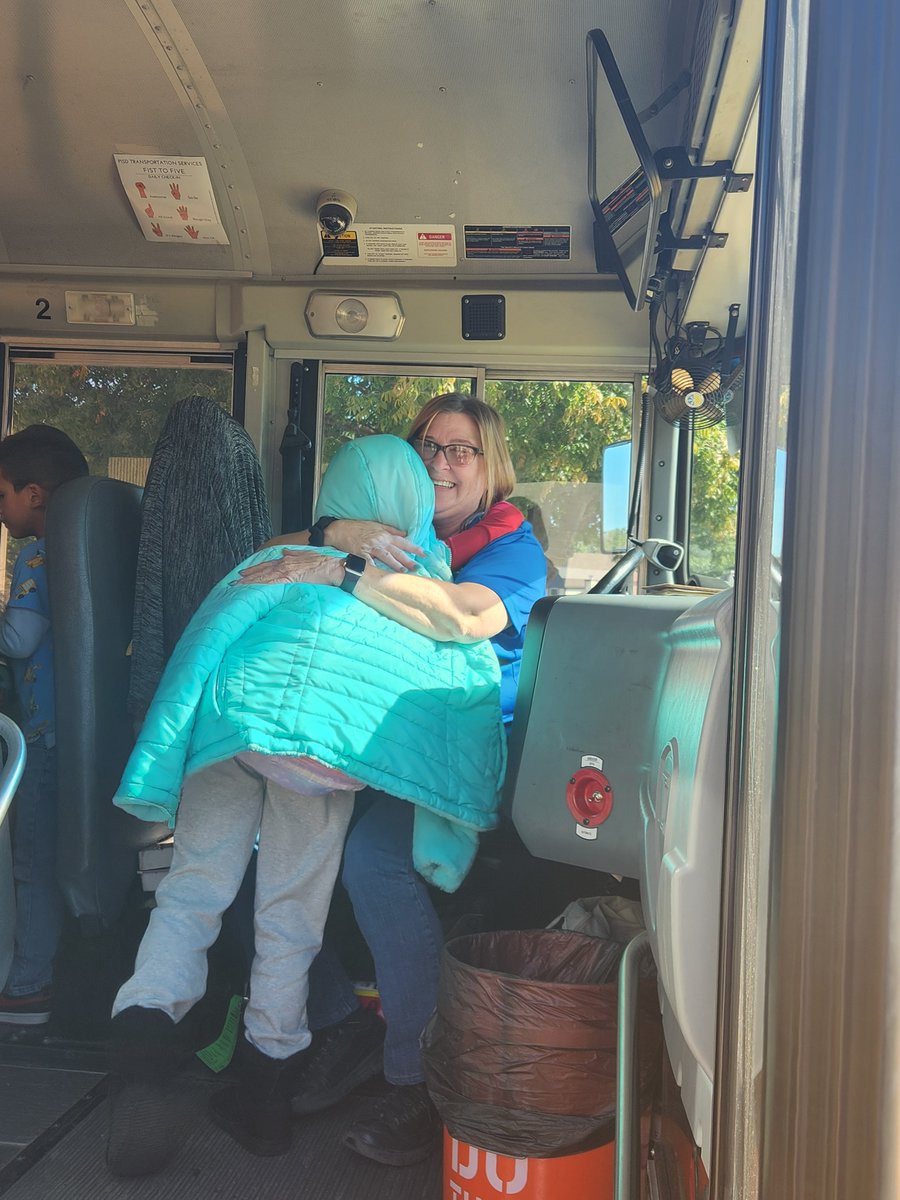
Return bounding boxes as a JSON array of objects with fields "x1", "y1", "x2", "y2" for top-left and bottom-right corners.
[
  {"x1": 320, "y1": 231, "x2": 360, "y2": 258},
  {"x1": 114, "y1": 155, "x2": 229, "y2": 244},
  {"x1": 464, "y1": 225, "x2": 571, "y2": 260},
  {"x1": 321, "y1": 224, "x2": 456, "y2": 266}
]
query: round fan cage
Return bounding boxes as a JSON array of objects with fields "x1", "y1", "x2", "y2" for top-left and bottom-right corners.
[{"x1": 652, "y1": 318, "x2": 743, "y2": 430}]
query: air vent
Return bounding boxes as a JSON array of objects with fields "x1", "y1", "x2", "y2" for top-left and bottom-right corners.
[{"x1": 462, "y1": 294, "x2": 505, "y2": 340}]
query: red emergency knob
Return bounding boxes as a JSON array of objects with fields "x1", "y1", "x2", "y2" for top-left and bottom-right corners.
[{"x1": 566, "y1": 767, "x2": 614, "y2": 827}]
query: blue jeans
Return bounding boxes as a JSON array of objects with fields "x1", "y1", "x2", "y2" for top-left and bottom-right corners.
[
  {"x1": 307, "y1": 792, "x2": 443, "y2": 1085},
  {"x1": 5, "y1": 741, "x2": 64, "y2": 996}
]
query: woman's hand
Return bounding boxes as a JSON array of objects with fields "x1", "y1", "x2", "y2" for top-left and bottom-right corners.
[
  {"x1": 237, "y1": 550, "x2": 344, "y2": 587},
  {"x1": 326, "y1": 519, "x2": 424, "y2": 572}
]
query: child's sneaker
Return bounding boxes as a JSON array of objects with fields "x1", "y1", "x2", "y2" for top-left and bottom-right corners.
[{"x1": 0, "y1": 988, "x2": 52, "y2": 1025}]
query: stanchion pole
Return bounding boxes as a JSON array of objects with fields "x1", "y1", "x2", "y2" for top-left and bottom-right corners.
[{"x1": 615, "y1": 931, "x2": 650, "y2": 1200}]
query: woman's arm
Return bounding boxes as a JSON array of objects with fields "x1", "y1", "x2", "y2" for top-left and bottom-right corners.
[
  {"x1": 323, "y1": 519, "x2": 424, "y2": 570},
  {"x1": 354, "y1": 566, "x2": 508, "y2": 642},
  {"x1": 264, "y1": 520, "x2": 423, "y2": 568},
  {"x1": 263, "y1": 529, "x2": 311, "y2": 548},
  {"x1": 238, "y1": 550, "x2": 508, "y2": 642},
  {"x1": 263, "y1": 520, "x2": 423, "y2": 567}
]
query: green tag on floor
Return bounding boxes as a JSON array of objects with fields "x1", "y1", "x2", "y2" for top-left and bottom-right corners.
[{"x1": 195, "y1": 994, "x2": 243, "y2": 1073}]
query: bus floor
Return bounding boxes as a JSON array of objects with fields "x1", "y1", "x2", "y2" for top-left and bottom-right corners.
[{"x1": 0, "y1": 1041, "x2": 441, "y2": 1199}]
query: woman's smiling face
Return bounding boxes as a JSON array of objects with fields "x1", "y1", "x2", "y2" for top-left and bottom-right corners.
[{"x1": 419, "y1": 411, "x2": 486, "y2": 537}]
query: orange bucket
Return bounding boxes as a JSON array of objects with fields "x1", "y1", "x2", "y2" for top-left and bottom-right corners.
[{"x1": 443, "y1": 1128, "x2": 615, "y2": 1200}]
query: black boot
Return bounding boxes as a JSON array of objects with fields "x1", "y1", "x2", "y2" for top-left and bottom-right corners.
[
  {"x1": 106, "y1": 1006, "x2": 190, "y2": 1177},
  {"x1": 208, "y1": 1036, "x2": 300, "y2": 1156},
  {"x1": 343, "y1": 1081, "x2": 442, "y2": 1166},
  {"x1": 291, "y1": 1007, "x2": 385, "y2": 1116}
]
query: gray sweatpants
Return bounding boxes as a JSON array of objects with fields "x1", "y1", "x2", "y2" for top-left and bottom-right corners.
[{"x1": 113, "y1": 757, "x2": 354, "y2": 1059}]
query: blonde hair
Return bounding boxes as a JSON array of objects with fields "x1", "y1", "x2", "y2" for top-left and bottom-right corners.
[{"x1": 409, "y1": 393, "x2": 516, "y2": 511}]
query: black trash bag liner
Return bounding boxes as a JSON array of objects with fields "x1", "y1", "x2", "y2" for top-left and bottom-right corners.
[{"x1": 422, "y1": 929, "x2": 662, "y2": 1158}]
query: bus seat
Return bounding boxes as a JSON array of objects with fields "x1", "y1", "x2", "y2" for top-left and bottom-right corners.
[
  {"x1": 46, "y1": 476, "x2": 169, "y2": 932},
  {"x1": 127, "y1": 395, "x2": 271, "y2": 722},
  {"x1": 640, "y1": 588, "x2": 737, "y2": 1165},
  {"x1": 506, "y1": 593, "x2": 702, "y2": 878}
]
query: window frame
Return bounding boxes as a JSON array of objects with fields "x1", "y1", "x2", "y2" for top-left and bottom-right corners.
[{"x1": 316, "y1": 361, "x2": 644, "y2": 585}]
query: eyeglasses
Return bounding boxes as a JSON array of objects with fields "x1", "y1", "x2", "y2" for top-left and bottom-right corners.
[{"x1": 411, "y1": 437, "x2": 484, "y2": 467}]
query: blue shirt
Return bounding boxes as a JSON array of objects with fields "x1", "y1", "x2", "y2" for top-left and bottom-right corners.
[
  {"x1": 2, "y1": 538, "x2": 55, "y2": 744},
  {"x1": 454, "y1": 521, "x2": 547, "y2": 721}
]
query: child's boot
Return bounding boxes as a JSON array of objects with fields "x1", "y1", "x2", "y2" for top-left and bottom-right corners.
[
  {"x1": 106, "y1": 1006, "x2": 190, "y2": 1177},
  {"x1": 208, "y1": 1035, "x2": 301, "y2": 1156}
]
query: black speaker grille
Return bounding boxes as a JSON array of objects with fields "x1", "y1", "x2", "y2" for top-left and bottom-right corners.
[{"x1": 462, "y1": 294, "x2": 506, "y2": 340}]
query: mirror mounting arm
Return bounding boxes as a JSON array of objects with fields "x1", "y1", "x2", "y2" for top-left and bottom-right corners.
[
  {"x1": 655, "y1": 145, "x2": 735, "y2": 181},
  {"x1": 655, "y1": 211, "x2": 729, "y2": 253}
]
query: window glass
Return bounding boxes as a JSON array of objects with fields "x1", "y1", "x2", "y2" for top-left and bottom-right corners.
[
  {"x1": 3, "y1": 360, "x2": 233, "y2": 592},
  {"x1": 9, "y1": 363, "x2": 232, "y2": 481},
  {"x1": 485, "y1": 378, "x2": 633, "y2": 593},
  {"x1": 321, "y1": 372, "x2": 633, "y2": 594},
  {"x1": 321, "y1": 373, "x2": 472, "y2": 474},
  {"x1": 689, "y1": 424, "x2": 740, "y2": 581}
]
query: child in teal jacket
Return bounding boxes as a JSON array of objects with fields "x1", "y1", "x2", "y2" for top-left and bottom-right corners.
[{"x1": 107, "y1": 436, "x2": 505, "y2": 1177}]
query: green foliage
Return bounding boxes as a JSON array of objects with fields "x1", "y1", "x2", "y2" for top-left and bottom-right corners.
[
  {"x1": 322, "y1": 373, "x2": 633, "y2": 484},
  {"x1": 9, "y1": 365, "x2": 740, "y2": 575},
  {"x1": 690, "y1": 425, "x2": 740, "y2": 577},
  {"x1": 485, "y1": 379, "x2": 632, "y2": 483},
  {"x1": 322, "y1": 372, "x2": 740, "y2": 572},
  {"x1": 12, "y1": 364, "x2": 232, "y2": 476},
  {"x1": 321, "y1": 375, "x2": 471, "y2": 466}
]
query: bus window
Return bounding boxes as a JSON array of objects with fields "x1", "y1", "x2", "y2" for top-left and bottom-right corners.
[
  {"x1": 485, "y1": 377, "x2": 634, "y2": 593},
  {"x1": 3, "y1": 353, "x2": 234, "y2": 592},
  {"x1": 688, "y1": 424, "x2": 740, "y2": 583},
  {"x1": 320, "y1": 370, "x2": 474, "y2": 474},
  {"x1": 8, "y1": 356, "x2": 234, "y2": 482}
]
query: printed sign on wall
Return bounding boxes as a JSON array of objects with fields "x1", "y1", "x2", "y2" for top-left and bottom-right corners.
[
  {"x1": 114, "y1": 155, "x2": 229, "y2": 244},
  {"x1": 321, "y1": 224, "x2": 456, "y2": 266}
]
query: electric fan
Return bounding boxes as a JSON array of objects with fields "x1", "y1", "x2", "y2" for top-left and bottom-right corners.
[{"x1": 652, "y1": 304, "x2": 743, "y2": 429}]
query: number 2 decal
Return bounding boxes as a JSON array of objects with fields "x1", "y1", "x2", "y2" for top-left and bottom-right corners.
[{"x1": 35, "y1": 298, "x2": 51, "y2": 320}]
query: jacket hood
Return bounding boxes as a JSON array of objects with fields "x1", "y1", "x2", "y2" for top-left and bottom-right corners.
[{"x1": 314, "y1": 435, "x2": 450, "y2": 578}]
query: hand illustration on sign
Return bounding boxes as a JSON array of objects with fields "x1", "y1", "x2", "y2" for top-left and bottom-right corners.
[
  {"x1": 177, "y1": 206, "x2": 189, "y2": 220},
  {"x1": 144, "y1": 205, "x2": 154, "y2": 218},
  {"x1": 151, "y1": 222, "x2": 163, "y2": 237},
  {"x1": 135, "y1": 182, "x2": 147, "y2": 198},
  {"x1": 169, "y1": 182, "x2": 181, "y2": 199},
  {"x1": 185, "y1": 225, "x2": 199, "y2": 239}
]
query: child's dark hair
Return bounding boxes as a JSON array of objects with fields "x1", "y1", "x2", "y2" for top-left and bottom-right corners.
[{"x1": 0, "y1": 425, "x2": 89, "y2": 492}]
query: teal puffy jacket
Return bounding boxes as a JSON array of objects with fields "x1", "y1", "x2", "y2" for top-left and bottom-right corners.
[{"x1": 114, "y1": 435, "x2": 506, "y2": 891}]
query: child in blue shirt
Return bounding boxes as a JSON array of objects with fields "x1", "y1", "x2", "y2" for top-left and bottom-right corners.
[{"x1": 0, "y1": 425, "x2": 89, "y2": 1024}]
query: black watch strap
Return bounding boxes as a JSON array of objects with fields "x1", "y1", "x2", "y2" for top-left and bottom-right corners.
[
  {"x1": 339, "y1": 553, "x2": 366, "y2": 594},
  {"x1": 308, "y1": 515, "x2": 337, "y2": 547}
]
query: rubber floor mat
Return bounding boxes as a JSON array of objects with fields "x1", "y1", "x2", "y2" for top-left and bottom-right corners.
[{"x1": 0, "y1": 1072, "x2": 442, "y2": 1200}]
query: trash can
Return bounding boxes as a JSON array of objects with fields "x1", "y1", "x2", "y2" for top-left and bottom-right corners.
[{"x1": 422, "y1": 928, "x2": 661, "y2": 1199}]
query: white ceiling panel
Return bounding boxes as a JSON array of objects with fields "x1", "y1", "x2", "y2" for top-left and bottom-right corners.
[{"x1": 0, "y1": 0, "x2": 703, "y2": 280}]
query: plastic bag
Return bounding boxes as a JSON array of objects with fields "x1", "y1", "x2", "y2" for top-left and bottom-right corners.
[
  {"x1": 422, "y1": 928, "x2": 661, "y2": 1157},
  {"x1": 548, "y1": 894, "x2": 645, "y2": 944}
]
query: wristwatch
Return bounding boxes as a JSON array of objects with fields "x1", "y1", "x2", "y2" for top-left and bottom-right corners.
[
  {"x1": 308, "y1": 515, "x2": 337, "y2": 547},
  {"x1": 339, "y1": 553, "x2": 367, "y2": 594}
]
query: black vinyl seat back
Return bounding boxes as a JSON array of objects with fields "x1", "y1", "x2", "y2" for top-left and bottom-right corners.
[{"x1": 46, "y1": 475, "x2": 168, "y2": 930}]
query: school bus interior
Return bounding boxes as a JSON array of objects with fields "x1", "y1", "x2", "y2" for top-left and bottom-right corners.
[{"x1": 0, "y1": 1, "x2": 767, "y2": 1197}]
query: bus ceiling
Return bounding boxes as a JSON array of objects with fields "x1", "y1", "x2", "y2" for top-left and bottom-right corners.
[{"x1": 0, "y1": 0, "x2": 762, "y2": 341}]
